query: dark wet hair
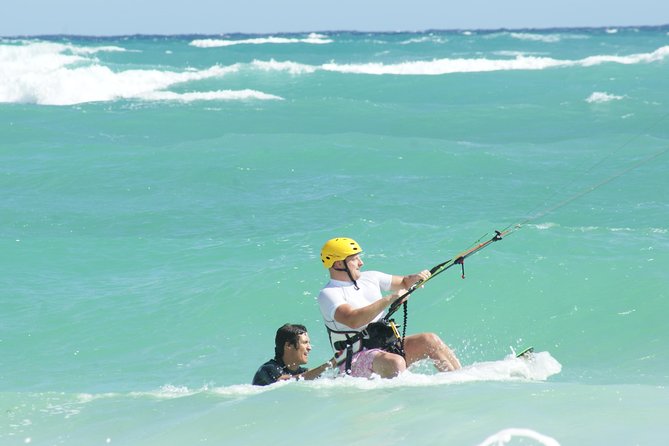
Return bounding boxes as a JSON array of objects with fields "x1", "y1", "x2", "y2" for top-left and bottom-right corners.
[{"x1": 274, "y1": 323, "x2": 307, "y2": 360}]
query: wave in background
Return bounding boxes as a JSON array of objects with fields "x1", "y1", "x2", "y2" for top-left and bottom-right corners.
[
  {"x1": 1, "y1": 37, "x2": 668, "y2": 105},
  {"x1": 0, "y1": 41, "x2": 279, "y2": 105},
  {"x1": 190, "y1": 32, "x2": 332, "y2": 47}
]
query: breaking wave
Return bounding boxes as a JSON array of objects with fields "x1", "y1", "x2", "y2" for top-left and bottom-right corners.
[
  {"x1": 190, "y1": 33, "x2": 332, "y2": 48},
  {"x1": 586, "y1": 91, "x2": 625, "y2": 103},
  {"x1": 317, "y1": 45, "x2": 669, "y2": 75},
  {"x1": 0, "y1": 41, "x2": 282, "y2": 105},
  {"x1": 3, "y1": 39, "x2": 667, "y2": 105}
]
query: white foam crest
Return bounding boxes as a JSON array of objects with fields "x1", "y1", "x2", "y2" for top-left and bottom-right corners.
[
  {"x1": 314, "y1": 45, "x2": 669, "y2": 76},
  {"x1": 69, "y1": 352, "x2": 561, "y2": 401},
  {"x1": 2, "y1": 62, "x2": 239, "y2": 105},
  {"x1": 74, "y1": 385, "x2": 243, "y2": 403},
  {"x1": 190, "y1": 33, "x2": 332, "y2": 48},
  {"x1": 126, "y1": 384, "x2": 205, "y2": 399},
  {"x1": 251, "y1": 58, "x2": 317, "y2": 74},
  {"x1": 510, "y1": 32, "x2": 563, "y2": 43},
  {"x1": 69, "y1": 45, "x2": 129, "y2": 55},
  {"x1": 0, "y1": 41, "x2": 278, "y2": 105},
  {"x1": 1, "y1": 40, "x2": 126, "y2": 57},
  {"x1": 399, "y1": 35, "x2": 448, "y2": 45},
  {"x1": 581, "y1": 45, "x2": 669, "y2": 66},
  {"x1": 142, "y1": 89, "x2": 283, "y2": 102},
  {"x1": 495, "y1": 50, "x2": 547, "y2": 57},
  {"x1": 321, "y1": 55, "x2": 567, "y2": 75},
  {"x1": 478, "y1": 428, "x2": 561, "y2": 446},
  {"x1": 74, "y1": 385, "x2": 211, "y2": 402},
  {"x1": 1, "y1": 41, "x2": 87, "y2": 76},
  {"x1": 211, "y1": 383, "x2": 278, "y2": 396},
  {"x1": 449, "y1": 351, "x2": 562, "y2": 382},
  {"x1": 586, "y1": 91, "x2": 625, "y2": 103},
  {"x1": 504, "y1": 31, "x2": 590, "y2": 42},
  {"x1": 75, "y1": 392, "x2": 122, "y2": 403},
  {"x1": 300, "y1": 350, "x2": 561, "y2": 390},
  {"x1": 530, "y1": 223, "x2": 559, "y2": 230}
]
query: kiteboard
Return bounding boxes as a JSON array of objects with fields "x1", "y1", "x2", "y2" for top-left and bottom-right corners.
[{"x1": 515, "y1": 346, "x2": 534, "y2": 359}]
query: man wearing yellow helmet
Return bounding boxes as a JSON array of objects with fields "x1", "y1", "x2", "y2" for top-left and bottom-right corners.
[{"x1": 318, "y1": 238, "x2": 461, "y2": 378}]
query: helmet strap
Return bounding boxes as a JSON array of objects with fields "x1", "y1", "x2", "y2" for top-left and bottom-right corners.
[{"x1": 333, "y1": 261, "x2": 359, "y2": 290}]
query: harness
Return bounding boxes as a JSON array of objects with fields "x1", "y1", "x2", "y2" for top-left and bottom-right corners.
[{"x1": 327, "y1": 304, "x2": 409, "y2": 374}]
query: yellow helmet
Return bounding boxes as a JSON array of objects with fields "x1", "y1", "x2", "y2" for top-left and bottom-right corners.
[{"x1": 320, "y1": 237, "x2": 362, "y2": 268}]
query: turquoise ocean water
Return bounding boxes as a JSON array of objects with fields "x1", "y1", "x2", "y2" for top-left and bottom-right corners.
[{"x1": 2, "y1": 27, "x2": 668, "y2": 445}]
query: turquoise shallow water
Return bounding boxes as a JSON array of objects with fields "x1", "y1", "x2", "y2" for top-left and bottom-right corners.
[{"x1": 1, "y1": 27, "x2": 668, "y2": 445}]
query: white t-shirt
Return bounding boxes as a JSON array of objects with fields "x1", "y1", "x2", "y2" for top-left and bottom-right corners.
[{"x1": 318, "y1": 270, "x2": 393, "y2": 333}]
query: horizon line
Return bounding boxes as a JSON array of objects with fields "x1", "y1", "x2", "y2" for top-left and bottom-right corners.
[{"x1": 2, "y1": 23, "x2": 669, "y2": 39}]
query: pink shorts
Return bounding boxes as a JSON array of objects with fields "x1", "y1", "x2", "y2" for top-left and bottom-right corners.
[{"x1": 339, "y1": 348, "x2": 383, "y2": 378}]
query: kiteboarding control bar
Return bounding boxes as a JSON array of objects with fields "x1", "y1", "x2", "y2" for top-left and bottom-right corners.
[{"x1": 383, "y1": 228, "x2": 513, "y2": 322}]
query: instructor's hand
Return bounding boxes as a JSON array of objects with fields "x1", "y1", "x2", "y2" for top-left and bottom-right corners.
[{"x1": 331, "y1": 350, "x2": 344, "y2": 367}]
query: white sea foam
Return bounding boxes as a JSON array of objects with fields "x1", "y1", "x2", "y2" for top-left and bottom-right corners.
[
  {"x1": 63, "y1": 352, "x2": 561, "y2": 404},
  {"x1": 211, "y1": 383, "x2": 276, "y2": 396},
  {"x1": 478, "y1": 428, "x2": 561, "y2": 446},
  {"x1": 586, "y1": 91, "x2": 625, "y2": 103},
  {"x1": 321, "y1": 55, "x2": 567, "y2": 75},
  {"x1": 581, "y1": 45, "x2": 669, "y2": 65},
  {"x1": 399, "y1": 35, "x2": 448, "y2": 45},
  {"x1": 190, "y1": 33, "x2": 332, "y2": 48},
  {"x1": 294, "y1": 350, "x2": 562, "y2": 391},
  {"x1": 143, "y1": 89, "x2": 284, "y2": 102},
  {"x1": 510, "y1": 32, "x2": 590, "y2": 43},
  {"x1": 0, "y1": 41, "x2": 279, "y2": 105},
  {"x1": 171, "y1": 350, "x2": 562, "y2": 396},
  {"x1": 4, "y1": 40, "x2": 668, "y2": 105},
  {"x1": 0, "y1": 40, "x2": 126, "y2": 56},
  {"x1": 69, "y1": 45, "x2": 129, "y2": 55},
  {"x1": 308, "y1": 45, "x2": 669, "y2": 76},
  {"x1": 73, "y1": 386, "x2": 209, "y2": 403},
  {"x1": 495, "y1": 50, "x2": 547, "y2": 57},
  {"x1": 251, "y1": 58, "x2": 317, "y2": 74},
  {"x1": 510, "y1": 32, "x2": 563, "y2": 43},
  {"x1": 531, "y1": 223, "x2": 559, "y2": 230}
]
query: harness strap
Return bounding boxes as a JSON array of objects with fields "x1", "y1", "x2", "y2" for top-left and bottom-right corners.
[
  {"x1": 328, "y1": 328, "x2": 366, "y2": 374},
  {"x1": 327, "y1": 322, "x2": 404, "y2": 375}
]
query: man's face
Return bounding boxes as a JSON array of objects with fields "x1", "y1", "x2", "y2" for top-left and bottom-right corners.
[
  {"x1": 344, "y1": 254, "x2": 364, "y2": 280},
  {"x1": 285, "y1": 333, "x2": 312, "y2": 366}
]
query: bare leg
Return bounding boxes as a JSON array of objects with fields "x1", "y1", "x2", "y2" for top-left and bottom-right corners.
[
  {"x1": 403, "y1": 332, "x2": 461, "y2": 372},
  {"x1": 371, "y1": 351, "x2": 407, "y2": 378}
]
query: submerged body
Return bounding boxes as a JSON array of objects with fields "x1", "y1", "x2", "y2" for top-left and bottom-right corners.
[{"x1": 252, "y1": 358, "x2": 307, "y2": 386}]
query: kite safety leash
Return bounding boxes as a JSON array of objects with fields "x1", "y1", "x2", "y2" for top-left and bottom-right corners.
[
  {"x1": 382, "y1": 141, "x2": 669, "y2": 324},
  {"x1": 381, "y1": 106, "x2": 669, "y2": 324}
]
